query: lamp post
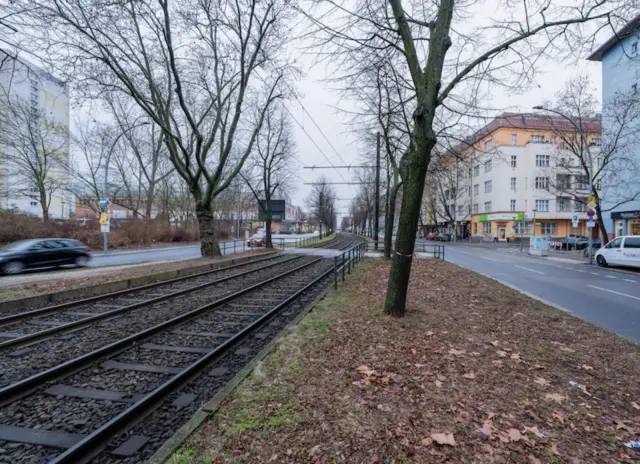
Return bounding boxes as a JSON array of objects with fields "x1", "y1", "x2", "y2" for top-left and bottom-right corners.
[
  {"x1": 533, "y1": 106, "x2": 594, "y2": 264},
  {"x1": 532, "y1": 208, "x2": 537, "y2": 237},
  {"x1": 102, "y1": 121, "x2": 150, "y2": 253}
]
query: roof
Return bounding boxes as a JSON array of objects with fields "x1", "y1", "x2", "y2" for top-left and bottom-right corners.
[
  {"x1": 448, "y1": 112, "x2": 602, "y2": 154},
  {"x1": 587, "y1": 14, "x2": 640, "y2": 61}
]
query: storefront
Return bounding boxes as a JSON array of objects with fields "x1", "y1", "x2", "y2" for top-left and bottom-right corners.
[
  {"x1": 471, "y1": 212, "x2": 525, "y2": 241},
  {"x1": 611, "y1": 210, "x2": 640, "y2": 236}
]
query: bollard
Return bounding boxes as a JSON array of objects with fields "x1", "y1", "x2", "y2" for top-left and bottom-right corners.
[
  {"x1": 234, "y1": 240, "x2": 236, "y2": 254},
  {"x1": 347, "y1": 249, "x2": 351, "y2": 274},
  {"x1": 342, "y1": 252, "x2": 346, "y2": 282},
  {"x1": 334, "y1": 256, "x2": 338, "y2": 289}
]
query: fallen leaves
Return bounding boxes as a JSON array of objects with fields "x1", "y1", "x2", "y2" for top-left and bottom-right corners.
[
  {"x1": 356, "y1": 365, "x2": 375, "y2": 376},
  {"x1": 507, "y1": 428, "x2": 523, "y2": 442},
  {"x1": 560, "y1": 346, "x2": 576, "y2": 353},
  {"x1": 545, "y1": 393, "x2": 567, "y2": 403},
  {"x1": 523, "y1": 425, "x2": 544, "y2": 439},
  {"x1": 632, "y1": 401, "x2": 640, "y2": 410},
  {"x1": 496, "y1": 350, "x2": 508, "y2": 358},
  {"x1": 552, "y1": 409, "x2": 565, "y2": 424},
  {"x1": 430, "y1": 432, "x2": 456, "y2": 446},
  {"x1": 580, "y1": 364, "x2": 594, "y2": 371},
  {"x1": 534, "y1": 377, "x2": 550, "y2": 387},
  {"x1": 354, "y1": 366, "x2": 403, "y2": 387},
  {"x1": 462, "y1": 372, "x2": 476, "y2": 380},
  {"x1": 510, "y1": 353, "x2": 521, "y2": 360},
  {"x1": 448, "y1": 348, "x2": 465, "y2": 357}
]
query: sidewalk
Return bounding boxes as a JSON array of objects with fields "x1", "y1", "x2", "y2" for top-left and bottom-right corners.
[{"x1": 170, "y1": 259, "x2": 640, "y2": 463}]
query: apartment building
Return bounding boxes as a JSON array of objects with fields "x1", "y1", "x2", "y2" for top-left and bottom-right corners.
[
  {"x1": 440, "y1": 113, "x2": 602, "y2": 241},
  {"x1": 588, "y1": 14, "x2": 640, "y2": 238},
  {"x1": 0, "y1": 50, "x2": 70, "y2": 218}
]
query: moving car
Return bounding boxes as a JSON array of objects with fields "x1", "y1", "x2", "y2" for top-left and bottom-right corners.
[
  {"x1": 595, "y1": 236, "x2": 640, "y2": 268},
  {"x1": 435, "y1": 232, "x2": 452, "y2": 242},
  {"x1": 247, "y1": 233, "x2": 266, "y2": 247},
  {"x1": 560, "y1": 235, "x2": 589, "y2": 250},
  {"x1": 426, "y1": 232, "x2": 437, "y2": 241},
  {"x1": 0, "y1": 238, "x2": 92, "y2": 275}
]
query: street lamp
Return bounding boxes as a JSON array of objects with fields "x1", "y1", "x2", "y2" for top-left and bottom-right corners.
[
  {"x1": 102, "y1": 120, "x2": 151, "y2": 253},
  {"x1": 532, "y1": 106, "x2": 595, "y2": 265}
]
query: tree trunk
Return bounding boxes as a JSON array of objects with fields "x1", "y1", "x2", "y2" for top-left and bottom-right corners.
[
  {"x1": 595, "y1": 200, "x2": 608, "y2": 243},
  {"x1": 39, "y1": 190, "x2": 49, "y2": 224},
  {"x1": 196, "y1": 207, "x2": 221, "y2": 257},
  {"x1": 265, "y1": 215, "x2": 273, "y2": 248},
  {"x1": 384, "y1": 181, "x2": 401, "y2": 259}
]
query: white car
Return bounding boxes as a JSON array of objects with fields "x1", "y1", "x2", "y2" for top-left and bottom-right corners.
[{"x1": 595, "y1": 236, "x2": 640, "y2": 268}]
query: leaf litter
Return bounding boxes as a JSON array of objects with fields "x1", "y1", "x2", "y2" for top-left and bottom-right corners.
[{"x1": 176, "y1": 259, "x2": 640, "y2": 463}]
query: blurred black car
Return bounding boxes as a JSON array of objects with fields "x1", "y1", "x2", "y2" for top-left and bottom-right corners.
[
  {"x1": 435, "y1": 233, "x2": 452, "y2": 242},
  {"x1": 0, "y1": 238, "x2": 92, "y2": 275}
]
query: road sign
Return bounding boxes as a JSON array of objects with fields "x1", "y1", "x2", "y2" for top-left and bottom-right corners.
[
  {"x1": 588, "y1": 195, "x2": 596, "y2": 201},
  {"x1": 100, "y1": 223, "x2": 110, "y2": 233},
  {"x1": 587, "y1": 209, "x2": 595, "y2": 217},
  {"x1": 572, "y1": 215, "x2": 579, "y2": 227},
  {"x1": 587, "y1": 218, "x2": 595, "y2": 228},
  {"x1": 99, "y1": 212, "x2": 108, "y2": 225},
  {"x1": 588, "y1": 201, "x2": 596, "y2": 209}
]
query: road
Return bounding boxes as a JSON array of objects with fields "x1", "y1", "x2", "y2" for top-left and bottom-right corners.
[{"x1": 425, "y1": 242, "x2": 640, "y2": 343}]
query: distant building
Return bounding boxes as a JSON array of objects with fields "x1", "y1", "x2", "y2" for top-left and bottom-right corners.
[
  {"x1": 431, "y1": 113, "x2": 602, "y2": 241},
  {"x1": 0, "y1": 50, "x2": 70, "y2": 218},
  {"x1": 588, "y1": 15, "x2": 640, "y2": 237}
]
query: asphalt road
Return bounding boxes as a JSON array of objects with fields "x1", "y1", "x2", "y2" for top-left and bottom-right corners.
[{"x1": 429, "y1": 242, "x2": 640, "y2": 343}]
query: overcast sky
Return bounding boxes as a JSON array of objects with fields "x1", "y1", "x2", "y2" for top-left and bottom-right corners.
[{"x1": 289, "y1": 50, "x2": 603, "y2": 223}]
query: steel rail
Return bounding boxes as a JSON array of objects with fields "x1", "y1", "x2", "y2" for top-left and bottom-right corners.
[
  {"x1": 0, "y1": 257, "x2": 324, "y2": 406},
  {"x1": 50, "y1": 261, "x2": 334, "y2": 464},
  {"x1": 0, "y1": 252, "x2": 281, "y2": 326},
  {"x1": 0, "y1": 255, "x2": 304, "y2": 352}
]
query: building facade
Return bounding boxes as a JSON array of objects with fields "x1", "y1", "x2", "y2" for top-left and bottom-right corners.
[
  {"x1": 439, "y1": 113, "x2": 602, "y2": 241},
  {"x1": 0, "y1": 50, "x2": 70, "y2": 218},
  {"x1": 588, "y1": 15, "x2": 640, "y2": 237}
]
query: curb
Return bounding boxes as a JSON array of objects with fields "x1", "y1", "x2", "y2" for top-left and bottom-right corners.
[
  {"x1": 0, "y1": 252, "x2": 278, "y2": 313},
  {"x1": 147, "y1": 282, "x2": 333, "y2": 464}
]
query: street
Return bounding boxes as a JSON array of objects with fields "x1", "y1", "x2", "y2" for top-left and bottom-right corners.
[{"x1": 429, "y1": 242, "x2": 640, "y2": 343}]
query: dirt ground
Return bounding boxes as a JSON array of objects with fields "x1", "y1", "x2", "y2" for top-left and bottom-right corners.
[
  {"x1": 171, "y1": 259, "x2": 640, "y2": 464},
  {"x1": 0, "y1": 249, "x2": 271, "y2": 302}
]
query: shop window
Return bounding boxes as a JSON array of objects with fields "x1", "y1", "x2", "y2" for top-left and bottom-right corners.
[
  {"x1": 482, "y1": 222, "x2": 492, "y2": 235},
  {"x1": 473, "y1": 223, "x2": 478, "y2": 234},
  {"x1": 541, "y1": 223, "x2": 557, "y2": 235}
]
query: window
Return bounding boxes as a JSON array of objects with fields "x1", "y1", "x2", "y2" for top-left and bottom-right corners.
[
  {"x1": 552, "y1": 135, "x2": 557, "y2": 144},
  {"x1": 511, "y1": 155, "x2": 517, "y2": 168},
  {"x1": 484, "y1": 201, "x2": 492, "y2": 212},
  {"x1": 541, "y1": 223, "x2": 557, "y2": 235},
  {"x1": 484, "y1": 160, "x2": 492, "y2": 173},
  {"x1": 605, "y1": 237, "x2": 622, "y2": 249},
  {"x1": 510, "y1": 200, "x2": 516, "y2": 211},
  {"x1": 444, "y1": 189, "x2": 450, "y2": 200},
  {"x1": 535, "y1": 200, "x2": 549, "y2": 212},
  {"x1": 473, "y1": 223, "x2": 478, "y2": 234},
  {"x1": 531, "y1": 135, "x2": 545, "y2": 143},
  {"x1": 535, "y1": 177, "x2": 549, "y2": 190},
  {"x1": 575, "y1": 175, "x2": 588, "y2": 189},
  {"x1": 625, "y1": 237, "x2": 640, "y2": 248},
  {"x1": 556, "y1": 197, "x2": 571, "y2": 212},
  {"x1": 473, "y1": 165, "x2": 480, "y2": 177},
  {"x1": 482, "y1": 222, "x2": 492, "y2": 234},
  {"x1": 473, "y1": 203, "x2": 479, "y2": 214},
  {"x1": 473, "y1": 184, "x2": 479, "y2": 196},
  {"x1": 29, "y1": 201, "x2": 38, "y2": 206},
  {"x1": 484, "y1": 180, "x2": 492, "y2": 193},
  {"x1": 591, "y1": 138, "x2": 601, "y2": 146},
  {"x1": 484, "y1": 139, "x2": 492, "y2": 151},
  {"x1": 595, "y1": 178, "x2": 602, "y2": 190},
  {"x1": 514, "y1": 223, "x2": 525, "y2": 234},
  {"x1": 574, "y1": 199, "x2": 588, "y2": 212},
  {"x1": 457, "y1": 204, "x2": 464, "y2": 214},
  {"x1": 557, "y1": 174, "x2": 571, "y2": 189},
  {"x1": 511, "y1": 134, "x2": 517, "y2": 145},
  {"x1": 468, "y1": 186, "x2": 472, "y2": 196},
  {"x1": 536, "y1": 154, "x2": 550, "y2": 167},
  {"x1": 510, "y1": 177, "x2": 516, "y2": 191}
]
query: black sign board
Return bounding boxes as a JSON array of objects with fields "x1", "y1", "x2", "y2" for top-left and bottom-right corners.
[
  {"x1": 258, "y1": 200, "x2": 286, "y2": 221},
  {"x1": 611, "y1": 210, "x2": 640, "y2": 220}
]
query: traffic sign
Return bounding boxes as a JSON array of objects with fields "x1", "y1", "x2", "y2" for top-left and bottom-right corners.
[
  {"x1": 99, "y1": 212, "x2": 108, "y2": 225},
  {"x1": 588, "y1": 201, "x2": 596, "y2": 209},
  {"x1": 100, "y1": 223, "x2": 110, "y2": 233},
  {"x1": 587, "y1": 218, "x2": 595, "y2": 228},
  {"x1": 587, "y1": 209, "x2": 595, "y2": 217},
  {"x1": 588, "y1": 195, "x2": 596, "y2": 201},
  {"x1": 572, "y1": 215, "x2": 579, "y2": 227}
]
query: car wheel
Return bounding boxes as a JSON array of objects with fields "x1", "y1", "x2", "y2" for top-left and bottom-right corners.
[
  {"x1": 3, "y1": 261, "x2": 25, "y2": 275},
  {"x1": 596, "y1": 255, "x2": 607, "y2": 267},
  {"x1": 74, "y1": 255, "x2": 89, "y2": 267}
]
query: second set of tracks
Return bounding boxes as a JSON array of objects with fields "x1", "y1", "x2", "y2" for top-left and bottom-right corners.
[{"x1": 0, "y1": 232, "x2": 365, "y2": 463}]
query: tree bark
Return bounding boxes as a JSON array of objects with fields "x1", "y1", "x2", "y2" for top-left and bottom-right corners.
[
  {"x1": 39, "y1": 190, "x2": 49, "y2": 224},
  {"x1": 196, "y1": 207, "x2": 221, "y2": 257},
  {"x1": 384, "y1": 181, "x2": 401, "y2": 259},
  {"x1": 595, "y1": 200, "x2": 608, "y2": 243},
  {"x1": 265, "y1": 215, "x2": 273, "y2": 248}
]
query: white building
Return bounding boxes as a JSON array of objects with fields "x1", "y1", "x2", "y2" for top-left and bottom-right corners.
[
  {"x1": 0, "y1": 50, "x2": 71, "y2": 219},
  {"x1": 588, "y1": 15, "x2": 640, "y2": 237}
]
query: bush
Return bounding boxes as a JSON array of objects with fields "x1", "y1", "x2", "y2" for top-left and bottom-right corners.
[{"x1": 0, "y1": 210, "x2": 202, "y2": 249}]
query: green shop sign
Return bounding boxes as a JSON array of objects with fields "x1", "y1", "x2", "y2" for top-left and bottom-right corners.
[{"x1": 478, "y1": 213, "x2": 524, "y2": 222}]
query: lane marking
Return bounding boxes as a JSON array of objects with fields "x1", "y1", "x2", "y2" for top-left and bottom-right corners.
[
  {"x1": 586, "y1": 285, "x2": 640, "y2": 302},
  {"x1": 515, "y1": 265, "x2": 545, "y2": 275},
  {"x1": 590, "y1": 272, "x2": 598, "y2": 275},
  {"x1": 565, "y1": 267, "x2": 574, "y2": 270},
  {"x1": 577, "y1": 270, "x2": 586, "y2": 273},
  {"x1": 605, "y1": 275, "x2": 617, "y2": 279},
  {"x1": 623, "y1": 279, "x2": 638, "y2": 283}
]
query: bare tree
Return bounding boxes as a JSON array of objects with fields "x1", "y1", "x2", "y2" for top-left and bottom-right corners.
[
  {"x1": 306, "y1": 176, "x2": 337, "y2": 238},
  {"x1": 540, "y1": 76, "x2": 640, "y2": 241},
  {"x1": 304, "y1": 0, "x2": 630, "y2": 316},
  {"x1": 242, "y1": 105, "x2": 296, "y2": 248},
  {"x1": 11, "y1": 0, "x2": 294, "y2": 256},
  {"x1": 0, "y1": 89, "x2": 68, "y2": 223}
]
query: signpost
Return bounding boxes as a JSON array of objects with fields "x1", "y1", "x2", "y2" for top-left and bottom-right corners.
[
  {"x1": 99, "y1": 198, "x2": 111, "y2": 253},
  {"x1": 572, "y1": 215, "x2": 579, "y2": 228}
]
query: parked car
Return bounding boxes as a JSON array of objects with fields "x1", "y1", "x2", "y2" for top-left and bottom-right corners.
[
  {"x1": 435, "y1": 233, "x2": 452, "y2": 242},
  {"x1": 595, "y1": 236, "x2": 640, "y2": 268},
  {"x1": 0, "y1": 238, "x2": 92, "y2": 275},
  {"x1": 247, "y1": 233, "x2": 266, "y2": 247},
  {"x1": 426, "y1": 232, "x2": 437, "y2": 240},
  {"x1": 560, "y1": 235, "x2": 589, "y2": 250}
]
